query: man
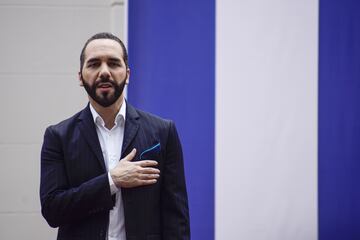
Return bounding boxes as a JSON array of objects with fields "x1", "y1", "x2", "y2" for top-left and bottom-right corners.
[{"x1": 40, "y1": 32, "x2": 190, "y2": 240}]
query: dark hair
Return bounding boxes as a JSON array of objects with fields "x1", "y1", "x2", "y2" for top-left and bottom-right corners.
[{"x1": 79, "y1": 32, "x2": 128, "y2": 72}]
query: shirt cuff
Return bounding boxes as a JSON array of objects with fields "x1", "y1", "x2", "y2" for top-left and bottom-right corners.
[{"x1": 108, "y1": 172, "x2": 120, "y2": 195}]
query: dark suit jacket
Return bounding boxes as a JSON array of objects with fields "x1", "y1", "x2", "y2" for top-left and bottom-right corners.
[{"x1": 40, "y1": 103, "x2": 190, "y2": 240}]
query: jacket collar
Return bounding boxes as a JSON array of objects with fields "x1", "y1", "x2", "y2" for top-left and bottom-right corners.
[
  {"x1": 77, "y1": 101, "x2": 140, "y2": 170},
  {"x1": 121, "y1": 101, "x2": 140, "y2": 157},
  {"x1": 78, "y1": 104, "x2": 106, "y2": 172}
]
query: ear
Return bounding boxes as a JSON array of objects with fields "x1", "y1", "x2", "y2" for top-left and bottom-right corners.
[
  {"x1": 78, "y1": 71, "x2": 84, "y2": 86},
  {"x1": 125, "y1": 68, "x2": 130, "y2": 85}
]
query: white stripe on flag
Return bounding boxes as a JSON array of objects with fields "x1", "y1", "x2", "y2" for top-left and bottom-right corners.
[{"x1": 216, "y1": 1, "x2": 318, "y2": 239}]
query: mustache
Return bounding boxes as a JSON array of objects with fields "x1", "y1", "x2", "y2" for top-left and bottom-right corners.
[{"x1": 95, "y1": 77, "x2": 116, "y2": 87}]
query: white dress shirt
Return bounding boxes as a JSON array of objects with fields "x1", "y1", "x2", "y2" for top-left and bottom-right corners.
[{"x1": 90, "y1": 102, "x2": 127, "y2": 240}]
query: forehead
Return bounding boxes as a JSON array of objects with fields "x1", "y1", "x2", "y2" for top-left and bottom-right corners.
[{"x1": 84, "y1": 39, "x2": 124, "y2": 60}]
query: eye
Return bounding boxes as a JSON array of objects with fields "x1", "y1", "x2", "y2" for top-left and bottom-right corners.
[
  {"x1": 87, "y1": 62, "x2": 100, "y2": 68},
  {"x1": 108, "y1": 62, "x2": 121, "y2": 68}
]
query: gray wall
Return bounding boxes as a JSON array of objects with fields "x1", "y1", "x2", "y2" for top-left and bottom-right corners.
[{"x1": 0, "y1": 0, "x2": 126, "y2": 238}]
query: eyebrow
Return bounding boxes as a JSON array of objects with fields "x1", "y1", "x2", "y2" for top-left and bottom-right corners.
[
  {"x1": 86, "y1": 57, "x2": 122, "y2": 64},
  {"x1": 86, "y1": 58, "x2": 100, "y2": 65},
  {"x1": 108, "y1": 57, "x2": 121, "y2": 62}
]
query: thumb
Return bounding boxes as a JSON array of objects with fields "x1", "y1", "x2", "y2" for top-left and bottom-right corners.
[{"x1": 122, "y1": 148, "x2": 136, "y2": 161}]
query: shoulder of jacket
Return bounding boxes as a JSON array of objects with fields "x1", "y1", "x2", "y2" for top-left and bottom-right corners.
[{"x1": 134, "y1": 107, "x2": 173, "y2": 126}]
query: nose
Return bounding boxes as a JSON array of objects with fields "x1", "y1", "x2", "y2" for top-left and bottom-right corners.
[{"x1": 99, "y1": 63, "x2": 110, "y2": 79}]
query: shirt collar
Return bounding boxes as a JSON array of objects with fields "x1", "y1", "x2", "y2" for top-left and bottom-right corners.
[{"x1": 89, "y1": 100, "x2": 127, "y2": 127}]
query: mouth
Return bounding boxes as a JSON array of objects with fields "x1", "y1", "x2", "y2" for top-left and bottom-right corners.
[{"x1": 97, "y1": 82, "x2": 113, "y2": 89}]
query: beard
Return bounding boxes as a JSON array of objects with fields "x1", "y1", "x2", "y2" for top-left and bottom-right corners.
[{"x1": 81, "y1": 75, "x2": 126, "y2": 107}]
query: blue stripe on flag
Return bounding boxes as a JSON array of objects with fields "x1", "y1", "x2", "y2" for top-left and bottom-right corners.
[
  {"x1": 319, "y1": 0, "x2": 360, "y2": 239},
  {"x1": 128, "y1": 1, "x2": 215, "y2": 239}
]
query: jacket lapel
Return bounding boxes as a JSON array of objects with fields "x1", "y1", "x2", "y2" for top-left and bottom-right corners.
[
  {"x1": 77, "y1": 105, "x2": 106, "y2": 172},
  {"x1": 121, "y1": 103, "x2": 140, "y2": 157},
  {"x1": 76, "y1": 102, "x2": 140, "y2": 172}
]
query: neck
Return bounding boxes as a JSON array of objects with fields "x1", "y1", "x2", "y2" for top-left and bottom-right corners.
[{"x1": 90, "y1": 95, "x2": 124, "y2": 129}]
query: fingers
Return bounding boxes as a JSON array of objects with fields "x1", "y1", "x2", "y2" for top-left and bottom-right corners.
[
  {"x1": 115, "y1": 152, "x2": 161, "y2": 188},
  {"x1": 120, "y1": 179, "x2": 158, "y2": 188},
  {"x1": 139, "y1": 173, "x2": 160, "y2": 180},
  {"x1": 121, "y1": 177, "x2": 159, "y2": 188},
  {"x1": 136, "y1": 160, "x2": 158, "y2": 167},
  {"x1": 122, "y1": 148, "x2": 137, "y2": 161},
  {"x1": 121, "y1": 150, "x2": 158, "y2": 166},
  {"x1": 138, "y1": 179, "x2": 158, "y2": 186},
  {"x1": 140, "y1": 167, "x2": 160, "y2": 174}
]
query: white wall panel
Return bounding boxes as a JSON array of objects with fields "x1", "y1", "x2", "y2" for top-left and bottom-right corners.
[
  {"x1": 0, "y1": 0, "x2": 127, "y2": 238},
  {"x1": 0, "y1": 145, "x2": 42, "y2": 212},
  {"x1": 0, "y1": 74, "x2": 86, "y2": 144},
  {"x1": 0, "y1": 0, "x2": 108, "y2": 7},
  {"x1": 0, "y1": 6, "x2": 110, "y2": 74},
  {"x1": 0, "y1": 213, "x2": 56, "y2": 239},
  {"x1": 216, "y1": 1, "x2": 318, "y2": 239}
]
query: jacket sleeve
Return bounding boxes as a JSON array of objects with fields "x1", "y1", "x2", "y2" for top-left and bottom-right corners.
[
  {"x1": 161, "y1": 121, "x2": 191, "y2": 239},
  {"x1": 40, "y1": 126, "x2": 114, "y2": 228}
]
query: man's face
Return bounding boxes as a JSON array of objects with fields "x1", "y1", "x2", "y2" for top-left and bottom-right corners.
[{"x1": 79, "y1": 39, "x2": 129, "y2": 107}]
